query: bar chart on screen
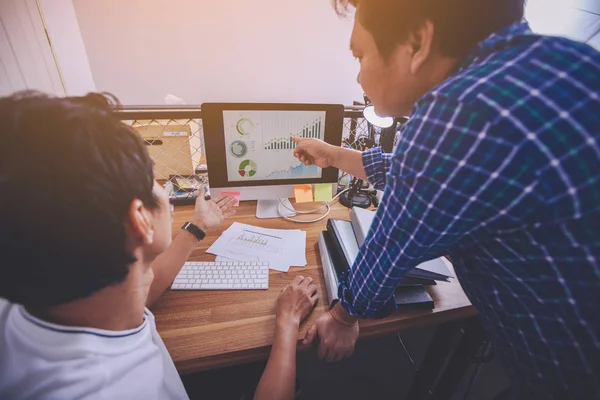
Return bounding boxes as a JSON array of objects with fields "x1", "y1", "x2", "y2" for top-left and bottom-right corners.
[{"x1": 264, "y1": 115, "x2": 324, "y2": 150}]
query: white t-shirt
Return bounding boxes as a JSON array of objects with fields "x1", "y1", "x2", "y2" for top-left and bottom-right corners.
[{"x1": 0, "y1": 299, "x2": 189, "y2": 399}]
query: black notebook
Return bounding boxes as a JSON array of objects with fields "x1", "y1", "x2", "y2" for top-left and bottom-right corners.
[{"x1": 395, "y1": 286, "x2": 434, "y2": 309}]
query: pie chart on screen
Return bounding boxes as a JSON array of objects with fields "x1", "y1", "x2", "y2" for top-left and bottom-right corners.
[
  {"x1": 238, "y1": 160, "x2": 257, "y2": 177},
  {"x1": 229, "y1": 140, "x2": 248, "y2": 158},
  {"x1": 236, "y1": 118, "x2": 254, "y2": 136}
]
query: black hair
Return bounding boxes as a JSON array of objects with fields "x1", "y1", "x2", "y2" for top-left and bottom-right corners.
[
  {"x1": 0, "y1": 91, "x2": 159, "y2": 307},
  {"x1": 336, "y1": 0, "x2": 525, "y2": 60}
]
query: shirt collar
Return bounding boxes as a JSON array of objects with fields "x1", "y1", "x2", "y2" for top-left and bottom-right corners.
[{"x1": 460, "y1": 20, "x2": 533, "y2": 70}]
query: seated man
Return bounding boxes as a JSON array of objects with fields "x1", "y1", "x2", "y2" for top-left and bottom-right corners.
[{"x1": 0, "y1": 92, "x2": 317, "y2": 400}]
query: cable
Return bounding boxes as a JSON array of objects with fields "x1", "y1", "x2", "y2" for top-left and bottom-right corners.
[
  {"x1": 397, "y1": 333, "x2": 419, "y2": 372},
  {"x1": 276, "y1": 188, "x2": 349, "y2": 223},
  {"x1": 278, "y1": 202, "x2": 331, "y2": 224},
  {"x1": 277, "y1": 163, "x2": 350, "y2": 223}
]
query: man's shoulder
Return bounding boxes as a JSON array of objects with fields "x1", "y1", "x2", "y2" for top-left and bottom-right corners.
[
  {"x1": 0, "y1": 306, "x2": 184, "y2": 400},
  {"x1": 427, "y1": 34, "x2": 600, "y2": 116}
]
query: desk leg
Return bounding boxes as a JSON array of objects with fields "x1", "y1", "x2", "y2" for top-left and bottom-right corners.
[{"x1": 406, "y1": 317, "x2": 486, "y2": 400}]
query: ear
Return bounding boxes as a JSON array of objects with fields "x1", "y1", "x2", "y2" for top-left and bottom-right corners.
[
  {"x1": 408, "y1": 20, "x2": 435, "y2": 75},
  {"x1": 126, "y1": 199, "x2": 154, "y2": 246}
]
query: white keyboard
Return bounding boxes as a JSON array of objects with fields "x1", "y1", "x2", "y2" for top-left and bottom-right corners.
[{"x1": 171, "y1": 261, "x2": 270, "y2": 290}]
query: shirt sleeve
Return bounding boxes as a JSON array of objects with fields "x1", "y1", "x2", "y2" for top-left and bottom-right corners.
[
  {"x1": 362, "y1": 147, "x2": 394, "y2": 190},
  {"x1": 337, "y1": 95, "x2": 539, "y2": 318}
]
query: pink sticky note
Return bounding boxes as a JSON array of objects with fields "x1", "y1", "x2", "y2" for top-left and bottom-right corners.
[{"x1": 221, "y1": 191, "x2": 240, "y2": 206}]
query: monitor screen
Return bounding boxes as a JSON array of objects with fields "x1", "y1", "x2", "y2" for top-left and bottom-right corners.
[
  {"x1": 223, "y1": 110, "x2": 325, "y2": 182},
  {"x1": 202, "y1": 103, "x2": 344, "y2": 190}
]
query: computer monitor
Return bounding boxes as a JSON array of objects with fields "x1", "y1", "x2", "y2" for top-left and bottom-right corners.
[{"x1": 202, "y1": 103, "x2": 344, "y2": 218}]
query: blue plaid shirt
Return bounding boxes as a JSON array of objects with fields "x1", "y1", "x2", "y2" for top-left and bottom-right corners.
[{"x1": 338, "y1": 21, "x2": 600, "y2": 399}]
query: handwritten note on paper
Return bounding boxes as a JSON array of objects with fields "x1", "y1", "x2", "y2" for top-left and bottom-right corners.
[
  {"x1": 314, "y1": 184, "x2": 333, "y2": 202},
  {"x1": 294, "y1": 184, "x2": 314, "y2": 203}
]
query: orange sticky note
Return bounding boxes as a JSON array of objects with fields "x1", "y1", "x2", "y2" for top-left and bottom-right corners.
[
  {"x1": 221, "y1": 191, "x2": 240, "y2": 206},
  {"x1": 294, "y1": 184, "x2": 314, "y2": 203}
]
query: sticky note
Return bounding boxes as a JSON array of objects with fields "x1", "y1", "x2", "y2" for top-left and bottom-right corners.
[
  {"x1": 314, "y1": 183, "x2": 333, "y2": 202},
  {"x1": 294, "y1": 185, "x2": 314, "y2": 203},
  {"x1": 221, "y1": 191, "x2": 240, "y2": 206}
]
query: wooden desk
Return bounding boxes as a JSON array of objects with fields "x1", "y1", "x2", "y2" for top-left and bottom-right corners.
[{"x1": 152, "y1": 201, "x2": 476, "y2": 374}]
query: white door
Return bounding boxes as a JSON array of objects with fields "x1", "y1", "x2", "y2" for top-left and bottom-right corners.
[{"x1": 0, "y1": 0, "x2": 65, "y2": 97}]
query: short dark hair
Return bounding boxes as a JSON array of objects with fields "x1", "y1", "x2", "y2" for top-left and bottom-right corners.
[
  {"x1": 0, "y1": 91, "x2": 159, "y2": 307},
  {"x1": 336, "y1": 0, "x2": 525, "y2": 59}
]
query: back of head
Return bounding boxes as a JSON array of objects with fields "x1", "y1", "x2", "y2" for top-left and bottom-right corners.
[
  {"x1": 335, "y1": 0, "x2": 525, "y2": 59},
  {"x1": 0, "y1": 91, "x2": 158, "y2": 307}
]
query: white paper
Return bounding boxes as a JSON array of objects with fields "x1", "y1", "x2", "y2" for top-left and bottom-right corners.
[{"x1": 207, "y1": 222, "x2": 307, "y2": 272}]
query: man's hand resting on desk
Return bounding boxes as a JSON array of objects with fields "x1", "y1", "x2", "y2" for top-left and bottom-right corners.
[
  {"x1": 303, "y1": 302, "x2": 359, "y2": 363},
  {"x1": 253, "y1": 277, "x2": 319, "y2": 400},
  {"x1": 191, "y1": 187, "x2": 237, "y2": 230},
  {"x1": 276, "y1": 275, "x2": 319, "y2": 326}
]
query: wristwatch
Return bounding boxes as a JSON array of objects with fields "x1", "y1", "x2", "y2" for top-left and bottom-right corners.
[{"x1": 181, "y1": 221, "x2": 206, "y2": 241}]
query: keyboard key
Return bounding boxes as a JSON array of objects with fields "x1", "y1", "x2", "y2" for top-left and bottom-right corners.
[{"x1": 202, "y1": 283, "x2": 229, "y2": 289}]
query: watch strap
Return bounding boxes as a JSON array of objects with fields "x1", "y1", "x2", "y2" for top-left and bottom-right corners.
[{"x1": 181, "y1": 221, "x2": 206, "y2": 241}]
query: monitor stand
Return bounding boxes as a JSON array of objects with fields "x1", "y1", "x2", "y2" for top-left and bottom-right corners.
[{"x1": 256, "y1": 199, "x2": 296, "y2": 219}]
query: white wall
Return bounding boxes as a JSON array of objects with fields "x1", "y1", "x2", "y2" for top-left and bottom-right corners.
[
  {"x1": 38, "y1": 0, "x2": 96, "y2": 96},
  {"x1": 526, "y1": 0, "x2": 600, "y2": 49},
  {"x1": 0, "y1": 0, "x2": 65, "y2": 97},
  {"x1": 72, "y1": 0, "x2": 362, "y2": 106},
  {"x1": 68, "y1": 0, "x2": 600, "y2": 106}
]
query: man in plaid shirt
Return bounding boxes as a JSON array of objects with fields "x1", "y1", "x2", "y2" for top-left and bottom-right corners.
[{"x1": 293, "y1": 0, "x2": 599, "y2": 398}]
